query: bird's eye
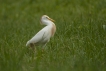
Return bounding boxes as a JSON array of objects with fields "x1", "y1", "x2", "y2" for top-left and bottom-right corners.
[{"x1": 46, "y1": 17, "x2": 49, "y2": 19}]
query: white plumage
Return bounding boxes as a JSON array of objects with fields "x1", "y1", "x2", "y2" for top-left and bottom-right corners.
[{"x1": 26, "y1": 15, "x2": 56, "y2": 49}]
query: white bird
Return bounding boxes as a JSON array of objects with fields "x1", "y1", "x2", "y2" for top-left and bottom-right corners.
[{"x1": 26, "y1": 15, "x2": 56, "y2": 50}]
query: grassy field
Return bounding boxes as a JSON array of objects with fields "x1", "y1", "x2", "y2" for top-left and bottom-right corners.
[{"x1": 0, "y1": 0, "x2": 106, "y2": 71}]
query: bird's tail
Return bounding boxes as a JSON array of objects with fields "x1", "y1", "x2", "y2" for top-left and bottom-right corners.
[{"x1": 26, "y1": 41, "x2": 30, "y2": 47}]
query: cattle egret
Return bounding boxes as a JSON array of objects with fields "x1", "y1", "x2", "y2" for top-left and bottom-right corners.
[{"x1": 26, "y1": 15, "x2": 56, "y2": 50}]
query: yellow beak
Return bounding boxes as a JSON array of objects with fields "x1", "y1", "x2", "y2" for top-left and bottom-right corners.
[{"x1": 48, "y1": 17, "x2": 55, "y2": 22}]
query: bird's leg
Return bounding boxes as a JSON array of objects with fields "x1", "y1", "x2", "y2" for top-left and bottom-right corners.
[
  {"x1": 30, "y1": 43, "x2": 35, "y2": 50},
  {"x1": 42, "y1": 43, "x2": 47, "y2": 52},
  {"x1": 42, "y1": 40, "x2": 49, "y2": 51}
]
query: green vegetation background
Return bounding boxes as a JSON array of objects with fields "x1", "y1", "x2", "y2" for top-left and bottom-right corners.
[{"x1": 0, "y1": 0, "x2": 106, "y2": 71}]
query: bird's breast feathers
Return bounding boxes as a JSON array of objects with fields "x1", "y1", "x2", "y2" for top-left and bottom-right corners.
[{"x1": 51, "y1": 24, "x2": 56, "y2": 37}]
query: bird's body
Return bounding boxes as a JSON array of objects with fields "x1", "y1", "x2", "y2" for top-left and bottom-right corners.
[{"x1": 26, "y1": 15, "x2": 56, "y2": 49}]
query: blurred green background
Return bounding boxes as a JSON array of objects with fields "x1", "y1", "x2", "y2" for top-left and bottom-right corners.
[{"x1": 0, "y1": 0, "x2": 106, "y2": 71}]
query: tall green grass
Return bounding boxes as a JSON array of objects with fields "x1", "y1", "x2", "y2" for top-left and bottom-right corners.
[{"x1": 0, "y1": 0, "x2": 106, "y2": 71}]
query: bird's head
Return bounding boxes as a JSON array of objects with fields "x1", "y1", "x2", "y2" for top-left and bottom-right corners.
[{"x1": 40, "y1": 15, "x2": 55, "y2": 25}]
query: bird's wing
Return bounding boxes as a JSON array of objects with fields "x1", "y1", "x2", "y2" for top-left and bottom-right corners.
[
  {"x1": 26, "y1": 26, "x2": 51, "y2": 47},
  {"x1": 28, "y1": 29, "x2": 46, "y2": 44}
]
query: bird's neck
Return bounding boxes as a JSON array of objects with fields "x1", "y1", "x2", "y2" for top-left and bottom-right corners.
[
  {"x1": 42, "y1": 20, "x2": 54, "y2": 26},
  {"x1": 43, "y1": 20, "x2": 56, "y2": 37}
]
